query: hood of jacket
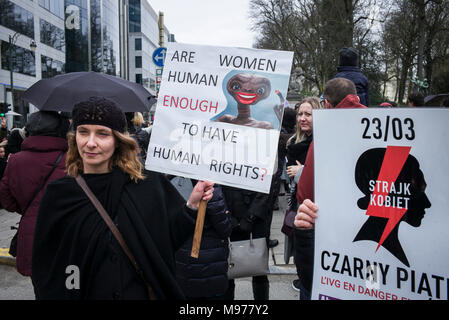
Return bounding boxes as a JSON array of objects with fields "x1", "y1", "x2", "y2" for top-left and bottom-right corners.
[
  {"x1": 335, "y1": 94, "x2": 367, "y2": 109},
  {"x1": 337, "y1": 65, "x2": 361, "y2": 73},
  {"x1": 20, "y1": 136, "x2": 68, "y2": 153}
]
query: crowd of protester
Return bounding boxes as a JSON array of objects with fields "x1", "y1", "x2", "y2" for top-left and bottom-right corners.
[{"x1": 0, "y1": 47, "x2": 447, "y2": 300}]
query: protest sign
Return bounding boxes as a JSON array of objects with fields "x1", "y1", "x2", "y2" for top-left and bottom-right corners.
[
  {"x1": 312, "y1": 108, "x2": 449, "y2": 300},
  {"x1": 145, "y1": 43, "x2": 293, "y2": 193}
]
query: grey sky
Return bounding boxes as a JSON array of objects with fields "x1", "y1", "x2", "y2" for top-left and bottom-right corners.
[{"x1": 147, "y1": 0, "x2": 256, "y2": 48}]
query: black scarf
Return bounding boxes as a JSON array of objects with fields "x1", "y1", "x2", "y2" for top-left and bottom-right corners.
[
  {"x1": 32, "y1": 167, "x2": 194, "y2": 299},
  {"x1": 286, "y1": 134, "x2": 313, "y2": 167}
]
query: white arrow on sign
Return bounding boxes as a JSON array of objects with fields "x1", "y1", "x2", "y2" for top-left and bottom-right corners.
[
  {"x1": 154, "y1": 50, "x2": 165, "y2": 61},
  {"x1": 153, "y1": 48, "x2": 167, "y2": 67}
]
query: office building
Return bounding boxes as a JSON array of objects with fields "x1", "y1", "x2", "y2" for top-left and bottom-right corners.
[
  {"x1": 128, "y1": 0, "x2": 174, "y2": 97},
  {"x1": 0, "y1": 0, "x2": 173, "y2": 127}
]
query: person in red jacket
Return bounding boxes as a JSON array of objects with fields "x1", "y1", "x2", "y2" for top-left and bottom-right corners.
[
  {"x1": 293, "y1": 78, "x2": 367, "y2": 300},
  {"x1": 0, "y1": 111, "x2": 69, "y2": 276}
]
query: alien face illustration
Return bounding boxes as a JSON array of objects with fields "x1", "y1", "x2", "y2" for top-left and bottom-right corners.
[
  {"x1": 226, "y1": 73, "x2": 271, "y2": 105},
  {"x1": 213, "y1": 72, "x2": 283, "y2": 130}
]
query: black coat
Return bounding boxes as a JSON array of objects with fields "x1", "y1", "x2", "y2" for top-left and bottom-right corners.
[
  {"x1": 335, "y1": 66, "x2": 370, "y2": 107},
  {"x1": 221, "y1": 186, "x2": 270, "y2": 241},
  {"x1": 286, "y1": 134, "x2": 313, "y2": 167},
  {"x1": 0, "y1": 158, "x2": 6, "y2": 181},
  {"x1": 32, "y1": 168, "x2": 196, "y2": 300},
  {"x1": 175, "y1": 185, "x2": 232, "y2": 298},
  {"x1": 286, "y1": 135, "x2": 313, "y2": 210},
  {"x1": 134, "y1": 126, "x2": 150, "y2": 159}
]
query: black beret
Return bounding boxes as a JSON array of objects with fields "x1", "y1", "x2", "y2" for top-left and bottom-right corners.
[
  {"x1": 72, "y1": 97, "x2": 126, "y2": 133},
  {"x1": 339, "y1": 47, "x2": 359, "y2": 67}
]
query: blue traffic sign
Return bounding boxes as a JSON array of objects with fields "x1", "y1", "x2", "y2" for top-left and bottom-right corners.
[{"x1": 152, "y1": 47, "x2": 167, "y2": 67}]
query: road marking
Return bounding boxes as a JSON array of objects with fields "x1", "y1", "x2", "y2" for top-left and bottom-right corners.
[{"x1": 0, "y1": 247, "x2": 12, "y2": 257}]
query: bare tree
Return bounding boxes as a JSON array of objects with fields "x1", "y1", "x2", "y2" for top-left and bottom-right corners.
[
  {"x1": 382, "y1": 0, "x2": 449, "y2": 102},
  {"x1": 250, "y1": 0, "x2": 387, "y2": 97},
  {"x1": 382, "y1": 1, "x2": 419, "y2": 103}
]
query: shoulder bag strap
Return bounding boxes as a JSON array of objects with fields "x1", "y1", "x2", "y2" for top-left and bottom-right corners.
[{"x1": 75, "y1": 175, "x2": 157, "y2": 300}]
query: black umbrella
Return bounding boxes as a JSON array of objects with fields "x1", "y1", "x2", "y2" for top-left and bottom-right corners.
[
  {"x1": 424, "y1": 93, "x2": 449, "y2": 107},
  {"x1": 22, "y1": 71, "x2": 153, "y2": 112}
]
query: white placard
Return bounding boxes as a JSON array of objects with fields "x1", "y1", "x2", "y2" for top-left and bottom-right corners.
[
  {"x1": 145, "y1": 43, "x2": 293, "y2": 193},
  {"x1": 312, "y1": 108, "x2": 449, "y2": 300}
]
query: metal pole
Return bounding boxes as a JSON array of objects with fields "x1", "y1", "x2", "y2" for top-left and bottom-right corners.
[
  {"x1": 8, "y1": 35, "x2": 14, "y2": 114},
  {"x1": 8, "y1": 34, "x2": 16, "y2": 131},
  {"x1": 158, "y1": 12, "x2": 164, "y2": 47}
]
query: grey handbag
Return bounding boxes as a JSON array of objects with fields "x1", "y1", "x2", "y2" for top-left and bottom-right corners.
[{"x1": 227, "y1": 234, "x2": 269, "y2": 279}]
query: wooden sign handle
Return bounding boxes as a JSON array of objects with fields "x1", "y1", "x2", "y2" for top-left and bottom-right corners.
[{"x1": 190, "y1": 199, "x2": 208, "y2": 258}]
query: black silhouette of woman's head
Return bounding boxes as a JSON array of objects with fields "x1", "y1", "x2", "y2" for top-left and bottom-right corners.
[
  {"x1": 354, "y1": 148, "x2": 431, "y2": 266},
  {"x1": 355, "y1": 148, "x2": 431, "y2": 227}
]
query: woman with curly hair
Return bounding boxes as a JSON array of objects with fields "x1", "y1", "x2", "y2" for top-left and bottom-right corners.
[{"x1": 32, "y1": 96, "x2": 214, "y2": 300}]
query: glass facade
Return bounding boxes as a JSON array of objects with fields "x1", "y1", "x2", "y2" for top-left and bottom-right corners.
[
  {"x1": 1, "y1": 40, "x2": 36, "y2": 76},
  {"x1": 38, "y1": 0, "x2": 64, "y2": 19},
  {"x1": 65, "y1": 0, "x2": 119, "y2": 75},
  {"x1": 90, "y1": 0, "x2": 102, "y2": 72},
  {"x1": 65, "y1": 0, "x2": 89, "y2": 72},
  {"x1": 128, "y1": 0, "x2": 141, "y2": 32},
  {"x1": 0, "y1": 0, "x2": 34, "y2": 39},
  {"x1": 41, "y1": 55, "x2": 65, "y2": 78},
  {"x1": 0, "y1": 0, "x2": 131, "y2": 127},
  {"x1": 40, "y1": 19, "x2": 66, "y2": 52},
  {"x1": 101, "y1": 0, "x2": 120, "y2": 75}
]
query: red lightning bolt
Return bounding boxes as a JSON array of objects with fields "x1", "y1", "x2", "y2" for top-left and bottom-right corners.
[{"x1": 365, "y1": 146, "x2": 411, "y2": 251}]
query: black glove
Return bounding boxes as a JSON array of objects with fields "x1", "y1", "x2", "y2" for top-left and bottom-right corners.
[{"x1": 239, "y1": 215, "x2": 256, "y2": 233}]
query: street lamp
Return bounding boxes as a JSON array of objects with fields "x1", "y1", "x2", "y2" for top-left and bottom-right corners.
[{"x1": 7, "y1": 33, "x2": 37, "y2": 130}]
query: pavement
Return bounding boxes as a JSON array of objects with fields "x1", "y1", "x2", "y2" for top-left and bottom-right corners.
[
  {"x1": 0, "y1": 187, "x2": 299, "y2": 300},
  {"x1": 0, "y1": 209, "x2": 18, "y2": 267}
]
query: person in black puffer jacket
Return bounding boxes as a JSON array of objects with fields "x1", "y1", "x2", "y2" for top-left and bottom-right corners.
[
  {"x1": 125, "y1": 112, "x2": 150, "y2": 162},
  {"x1": 221, "y1": 187, "x2": 271, "y2": 300},
  {"x1": 175, "y1": 183, "x2": 232, "y2": 300},
  {"x1": 334, "y1": 47, "x2": 370, "y2": 107}
]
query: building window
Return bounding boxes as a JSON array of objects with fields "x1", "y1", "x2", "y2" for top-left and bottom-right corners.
[
  {"x1": 135, "y1": 38, "x2": 142, "y2": 51},
  {"x1": 135, "y1": 73, "x2": 142, "y2": 84},
  {"x1": 41, "y1": 55, "x2": 65, "y2": 78},
  {"x1": 38, "y1": 0, "x2": 64, "y2": 19},
  {"x1": 40, "y1": 19, "x2": 65, "y2": 52},
  {"x1": 135, "y1": 56, "x2": 142, "y2": 68},
  {"x1": 1, "y1": 40, "x2": 36, "y2": 76},
  {"x1": 128, "y1": 0, "x2": 141, "y2": 32},
  {"x1": 0, "y1": 0, "x2": 34, "y2": 39}
]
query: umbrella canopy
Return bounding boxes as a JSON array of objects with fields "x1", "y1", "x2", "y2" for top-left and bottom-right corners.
[
  {"x1": 22, "y1": 71, "x2": 153, "y2": 112},
  {"x1": 424, "y1": 93, "x2": 449, "y2": 106},
  {"x1": 5, "y1": 111, "x2": 23, "y2": 117}
]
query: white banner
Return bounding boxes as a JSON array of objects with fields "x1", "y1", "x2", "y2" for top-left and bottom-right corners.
[
  {"x1": 312, "y1": 108, "x2": 449, "y2": 300},
  {"x1": 145, "y1": 43, "x2": 293, "y2": 193}
]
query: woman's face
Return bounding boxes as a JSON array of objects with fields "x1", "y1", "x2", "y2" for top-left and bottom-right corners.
[
  {"x1": 297, "y1": 102, "x2": 313, "y2": 134},
  {"x1": 0, "y1": 146, "x2": 5, "y2": 158},
  {"x1": 76, "y1": 124, "x2": 116, "y2": 174}
]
